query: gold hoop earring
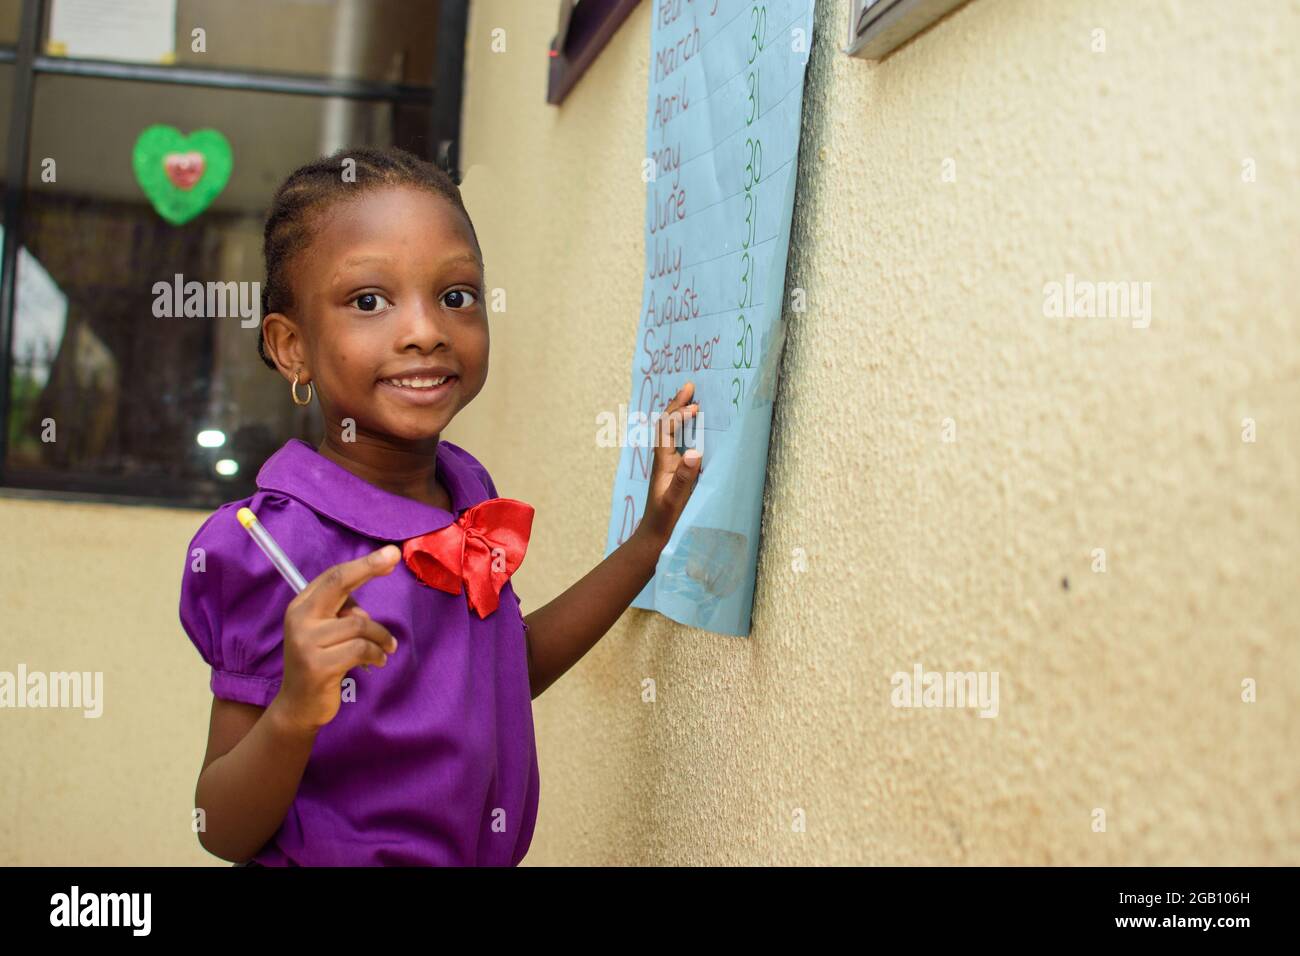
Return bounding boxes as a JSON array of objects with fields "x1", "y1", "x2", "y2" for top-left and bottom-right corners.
[{"x1": 291, "y1": 370, "x2": 313, "y2": 406}]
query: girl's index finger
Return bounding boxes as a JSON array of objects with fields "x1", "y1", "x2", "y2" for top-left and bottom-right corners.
[
  {"x1": 659, "y1": 382, "x2": 698, "y2": 452},
  {"x1": 299, "y1": 545, "x2": 402, "y2": 619},
  {"x1": 666, "y1": 380, "x2": 694, "y2": 411}
]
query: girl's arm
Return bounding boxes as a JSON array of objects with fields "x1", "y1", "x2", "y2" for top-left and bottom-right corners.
[
  {"x1": 523, "y1": 528, "x2": 665, "y2": 698},
  {"x1": 194, "y1": 695, "x2": 319, "y2": 862},
  {"x1": 524, "y1": 382, "x2": 703, "y2": 699},
  {"x1": 194, "y1": 545, "x2": 402, "y2": 861}
]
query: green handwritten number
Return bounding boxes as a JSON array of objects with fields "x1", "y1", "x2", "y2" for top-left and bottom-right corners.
[
  {"x1": 742, "y1": 192, "x2": 757, "y2": 250},
  {"x1": 745, "y1": 137, "x2": 763, "y2": 189},
  {"x1": 746, "y1": 71, "x2": 760, "y2": 125},
  {"x1": 739, "y1": 251, "x2": 752, "y2": 308},
  {"x1": 733, "y1": 315, "x2": 754, "y2": 369},
  {"x1": 748, "y1": 5, "x2": 767, "y2": 64},
  {"x1": 732, "y1": 377, "x2": 742, "y2": 410}
]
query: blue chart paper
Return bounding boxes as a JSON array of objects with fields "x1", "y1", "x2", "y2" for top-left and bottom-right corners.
[{"x1": 603, "y1": 0, "x2": 816, "y2": 636}]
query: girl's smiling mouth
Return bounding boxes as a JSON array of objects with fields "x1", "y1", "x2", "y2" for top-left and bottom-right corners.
[{"x1": 377, "y1": 368, "x2": 459, "y2": 405}]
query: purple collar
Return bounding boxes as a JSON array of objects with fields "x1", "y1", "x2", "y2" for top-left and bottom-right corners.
[{"x1": 255, "y1": 438, "x2": 487, "y2": 541}]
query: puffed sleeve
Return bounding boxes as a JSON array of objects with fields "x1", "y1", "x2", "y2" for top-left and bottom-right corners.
[{"x1": 178, "y1": 495, "x2": 304, "y2": 707}]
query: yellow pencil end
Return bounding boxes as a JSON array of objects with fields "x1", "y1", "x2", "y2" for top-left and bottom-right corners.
[{"x1": 236, "y1": 507, "x2": 256, "y2": 529}]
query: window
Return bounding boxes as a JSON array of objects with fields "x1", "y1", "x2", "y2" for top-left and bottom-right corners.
[
  {"x1": 547, "y1": 0, "x2": 641, "y2": 105},
  {"x1": 0, "y1": 0, "x2": 466, "y2": 508},
  {"x1": 127, "y1": 0, "x2": 437, "y2": 84}
]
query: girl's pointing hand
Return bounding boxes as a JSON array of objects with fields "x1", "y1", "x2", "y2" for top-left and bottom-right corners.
[
  {"x1": 272, "y1": 545, "x2": 403, "y2": 735},
  {"x1": 636, "y1": 381, "x2": 703, "y2": 551}
]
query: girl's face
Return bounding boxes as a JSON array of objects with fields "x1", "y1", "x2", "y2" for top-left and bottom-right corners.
[{"x1": 268, "y1": 184, "x2": 488, "y2": 448}]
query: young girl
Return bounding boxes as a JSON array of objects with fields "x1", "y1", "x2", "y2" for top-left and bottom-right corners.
[{"x1": 179, "y1": 145, "x2": 702, "y2": 866}]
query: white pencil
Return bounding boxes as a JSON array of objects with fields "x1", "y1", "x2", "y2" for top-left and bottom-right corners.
[{"x1": 237, "y1": 506, "x2": 309, "y2": 593}]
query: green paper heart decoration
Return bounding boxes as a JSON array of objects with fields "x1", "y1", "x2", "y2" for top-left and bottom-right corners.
[{"x1": 132, "y1": 125, "x2": 233, "y2": 225}]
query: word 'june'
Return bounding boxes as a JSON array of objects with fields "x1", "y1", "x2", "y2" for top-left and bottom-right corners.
[{"x1": 153, "y1": 274, "x2": 261, "y2": 327}]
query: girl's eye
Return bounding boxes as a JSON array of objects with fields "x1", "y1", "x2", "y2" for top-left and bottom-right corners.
[
  {"x1": 352, "y1": 292, "x2": 392, "y2": 312},
  {"x1": 443, "y1": 289, "x2": 478, "y2": 310}
]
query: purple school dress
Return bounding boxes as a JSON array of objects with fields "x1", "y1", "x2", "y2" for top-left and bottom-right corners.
[{"x1": 178, "y1": 438, "x2": 539, "y2": 866}]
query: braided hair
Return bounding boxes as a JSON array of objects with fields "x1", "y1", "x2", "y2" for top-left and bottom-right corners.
[{"x1": 257, "y1": 145, "x2": 480, "y2": 370}]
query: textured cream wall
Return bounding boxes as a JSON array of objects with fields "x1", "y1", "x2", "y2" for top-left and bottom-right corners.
[
  {"x1": 453, "y1": 0, "x2": 1299, "y2": 864},
  {"x1": 1, "y1": 0, "x2": 1295, "y2": 865}
]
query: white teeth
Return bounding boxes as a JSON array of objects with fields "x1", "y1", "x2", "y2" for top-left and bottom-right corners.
[{"x1": 385, "y1": 376, "x2": 450, "y2": 389}]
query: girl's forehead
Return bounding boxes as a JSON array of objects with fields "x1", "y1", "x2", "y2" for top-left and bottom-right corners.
[
  {"x1": 306, "y1": 190, "x2": 481, "y2": 264},
  {"x1": 317, "y1": 186, "x2": 472, "y2": 236}
]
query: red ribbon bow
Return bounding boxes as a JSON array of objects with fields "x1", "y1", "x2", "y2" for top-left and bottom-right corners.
[{"x1": 401, "y1": 498, "x2": 534, "y2": 618}]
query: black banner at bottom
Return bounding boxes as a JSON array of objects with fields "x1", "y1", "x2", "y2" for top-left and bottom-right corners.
[{"x1": 0, "y1": 865, "x2": 1281, "y2": 940}]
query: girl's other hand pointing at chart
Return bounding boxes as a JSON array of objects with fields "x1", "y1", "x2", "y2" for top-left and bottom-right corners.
[
  {"x1": 635, "y1": 381, "x2": 703, "y2": 551},
  {"x1": 519, "y1": 382, "x2": 700, "y2": 698}
]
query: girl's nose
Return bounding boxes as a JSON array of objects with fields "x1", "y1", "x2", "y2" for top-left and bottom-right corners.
[{"x1": 395, "y1": 297, "x2": 452, "y2": 348}]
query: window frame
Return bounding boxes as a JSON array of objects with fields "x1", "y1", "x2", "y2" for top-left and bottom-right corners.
[
  {"x1": 546, "y1": 0, "x2": 641, "y2": 105},
  {"x1": 0, "y1": 0, "x2": 468, "y2": 509}
]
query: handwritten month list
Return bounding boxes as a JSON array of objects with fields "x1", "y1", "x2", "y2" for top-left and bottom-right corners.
[{"x1": 604, "y1": 0, "x2": 816, "y2": 636}]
